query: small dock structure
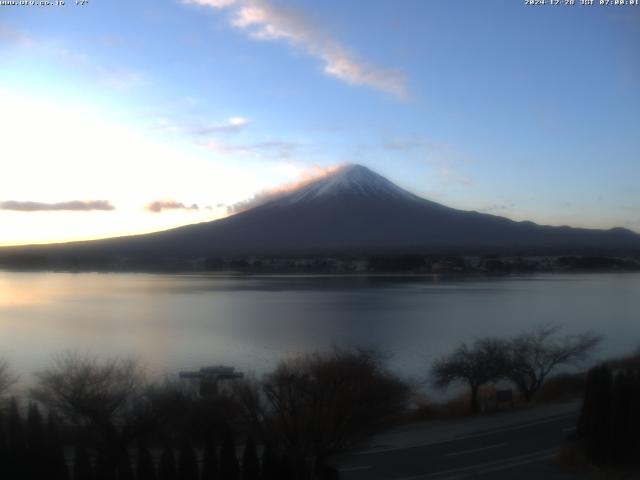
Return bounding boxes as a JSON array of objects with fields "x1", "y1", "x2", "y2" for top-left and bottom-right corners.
[{"x1": 179, "y1": 365, "x2": 244, "y2": 396}]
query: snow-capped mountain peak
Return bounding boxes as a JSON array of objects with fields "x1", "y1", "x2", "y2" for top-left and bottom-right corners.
[{"x1": 272, "y1": 164, "x2": 419, "y2": 206}]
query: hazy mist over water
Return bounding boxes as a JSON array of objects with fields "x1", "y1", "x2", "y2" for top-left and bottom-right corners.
[{"x1": 1, "y1": 271, "x2": 639, "y2": 387}]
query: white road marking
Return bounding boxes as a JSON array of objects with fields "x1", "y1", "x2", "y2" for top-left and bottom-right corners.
[
  {"x1": 393, "y1": 448, "x2": 557, "y2": 480},
  {"x1": 443, "y1": 442, "x2": 506, "y2": 457}
]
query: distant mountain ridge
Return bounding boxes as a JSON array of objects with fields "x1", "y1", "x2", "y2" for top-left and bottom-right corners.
[{"x1": 1, "y1": 164, "x2": 639, "y2": 269}]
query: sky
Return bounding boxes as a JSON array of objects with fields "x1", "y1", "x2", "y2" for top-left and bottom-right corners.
[{"x1": 0, "y1": 0, "x2": 639, "y2": 246}]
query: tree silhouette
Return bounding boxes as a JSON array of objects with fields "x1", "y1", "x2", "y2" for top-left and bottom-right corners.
[
  {"x1": 219, "y1": 428, "x2": 239, "y2": 480},
  {"x1": 588, "y1": 365, "x2": 612, "y2": 464},
  {"x1": 241, "y1": 436, "x2": 260, "y2": 480},
  {"x1": 252, "y1": 347, "x2": 408, "y2": 472},
  {"x1": 260, "y1": 443, "x2": 279, "y2": 480},
  {"x1": 277, "y1": 453, "x2": 295, "y2": 480},
  {"x1": 608, "y1": 370, "x2": 634, "y2": 464},
  {"x1": 95, "y1": 452, "x2": 115, "y2": 480},
  {"x1": 578, "y1": 362, "x2": 640, "y2": 467},
  {"x1": 26, "y1": 403, "x2": 47, "y2": 479},
  {"x1": 32, "y1": 353, "x2": 165, "y2": 474},
  {"x1": 27, "y1": 403, "x2": 45, "y2": 451},
  {"x1": 178, "y1": 438, "x2": 199, "y2": 480},
  {"x1": 158, "y1": 445, "x2": 177, "y2": 480},
  {"x1": 0, "y1": 412, "x2": 8, "y2": 471},
  {"x1": 200, "y1": 435, "x2": 218, "y2": 480},
  {"x1": 8, "y1": 398, "x2": 27, "y2": 478},
  {"x1": 46, "y1": 412, "x2": 70, "y2": 480},
  {"x1": 116, "y1": 449, "x2": 135, "y2": 480},
  {"x1": 136, "y1": 438, "x2": 157, "y2": 480},
  {"x1": 506, "y1": 325, "x2": 601, "y2": 402},
  {"x1": 73, "y1": 444, "x2": 94, "y2": 480},
  {"x1": 432, "y1": 338, "x2": 509, "y2": 413}
]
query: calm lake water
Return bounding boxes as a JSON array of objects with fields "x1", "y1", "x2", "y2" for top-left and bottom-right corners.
[{"x1": 1, "y1": 271, "x2": 639, "y2": 386}]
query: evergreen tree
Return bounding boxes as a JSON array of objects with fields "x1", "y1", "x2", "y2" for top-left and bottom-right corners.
[
  {"x1": 9, "y1": 397, "x2": 26, "y2": 455},
  {"x1": 26, "y1": 403, "x2": 47, "y2": 479},
  {"x1": 136, "y1": 438, "x2": 157, "y2": 480},
  {"x1": 0, "y1": 413, "x2": 9, "y2": 472},
  {"x1": 277, "y1": 453, "x2": 294, "y2": 480},
  {"x1": 95, "y1": 452, "x2": 116, "y2": 480},
  {"x1": 200, "y1": 436, "x2": 218, "y2": 480},
  {"x1": 8, "y1": 398, "x2": 27, "y2": 478},
  {"x1": 587, "y1": 365, "x2": 613, "y2": 465},
  {"x1": 158, "y1": 445, "x2": 177, "y2": 480},
  {"x1": 178, "y1": 438, "x2": 199, "y2": 480},
  {"x1": 260, "y1": 443, "x2": 279, "y2": 480},
  {"x1": 46, "y1": 412, "x2": 70, "y2": 480},
  {"x1": 27, "y1": 403, "x2": 46, "y2": 453},
  {"x1": 577, "y1": 367, "x2": 597, "y2": 439},
  {"x1": 630, "y1": 369, "x2": 640, "y2": 466},
  {"x1": 576, "y1": 364, "x2": 640, "y2": 467},
  {"x1": 116, "y1": 450, "x2": 135, "y2": 480},
  {"x1": 73, "y1": 444, "x2": 94, "y2": 480},
  {"x1": 609, "y1": 371, "x2": 633, "y2": 465},
  {"x1": 241, "y1": 436, "x2": 260, "y2": 480},
  {"x1": 219, "y1": 428, "x2": 239, "y2": 480}
]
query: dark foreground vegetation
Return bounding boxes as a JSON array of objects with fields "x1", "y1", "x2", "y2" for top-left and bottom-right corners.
[
  {"x1": 0, "y1": 349, "x2": 409, "y2": 480},
  {"x1": 0, "y1": 328, "x2": 636, "y2": 479},
  {"x1": 576, "y1": 352, "x2": 640, "y2": 469}
]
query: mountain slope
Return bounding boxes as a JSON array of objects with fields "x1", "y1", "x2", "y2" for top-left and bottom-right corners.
[{"x1": 1, "y1": 165, "x2": 639, "y2": 265}]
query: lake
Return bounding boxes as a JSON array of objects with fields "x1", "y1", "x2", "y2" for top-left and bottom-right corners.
[{"x1": 1, "y1": 271, "x2": 638, "y2": 389}]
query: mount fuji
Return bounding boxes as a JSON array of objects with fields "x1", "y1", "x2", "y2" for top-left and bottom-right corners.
[{"x1": 1, "y1": 164, "x2": 639, "y2": 267}]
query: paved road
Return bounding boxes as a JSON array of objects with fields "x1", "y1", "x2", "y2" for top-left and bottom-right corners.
[{"x1": 338, "y1": 413, "x2": 578, "y2": 480}]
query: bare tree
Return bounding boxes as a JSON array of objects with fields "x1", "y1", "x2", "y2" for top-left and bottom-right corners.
[
  {"x1": 0, "y1": 358, "x2": 16, "y2": 396},
  {"x1": 236, "y1": 348, "x2": 409, "y2": 477},
  {"x1": 33, "y1": 353, "x2": 143, "y2": 424},
  {"x1": 506, "y1": 325, "x2": 601, "y2": 402},
  {"x1": 431, "y1": 338, "x2": 509, "y2": 413},
  {"x1": 31, "y1": 353, "x2": 160, "y2": 473}
]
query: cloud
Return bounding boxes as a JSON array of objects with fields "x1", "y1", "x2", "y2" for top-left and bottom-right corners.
[
  {"x1": 183, "y1": 0, "x2": 408, "y2": 100},
  {"x1": 226, "y1": 192, "x2": 274, "y2": 214},
  {"x1": 146, "y1": 200, "x2": 200, "y2": 213},
  {"x1": 146, "y1": 114, "x2": 250, "y2": 141},
  {"x1": 227, "y1": 164, "x2": 340, "y2": 214},
  {"x1": 192, "y1": 116, "x2": 250, "y2": 135},
  {"x1": 0, "y1": 200, "x2": 115, "y2": 212},
  {"x1": 145, "y1": 111, "x2": 297, "y2": 161},
  {"x1": 204, "y1": 139, "x2": 297, "y2": 159}
]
